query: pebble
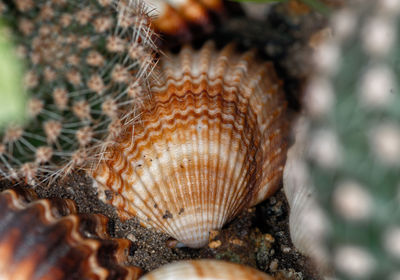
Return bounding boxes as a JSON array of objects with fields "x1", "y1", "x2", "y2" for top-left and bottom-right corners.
[
  {"x1": 269, "y1": 259, "x2": 279, "y2": 272},
  {"x1": 264, "y1": 234, "x2": 275, "y2": 243},
  {"x1": 127, "y1": 233, "x2": 137, "y2": 242},
  {"x1": 208, "y1": 240, "x2": 222, "y2": 249},
  {"x1": 282, "y1": 246, "x2": 291, "y2": 253},
  {"x1": 229, "y1": 238, "x2": 244, "y2": 246}
]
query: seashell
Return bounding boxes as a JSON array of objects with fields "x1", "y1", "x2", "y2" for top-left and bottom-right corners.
[
  {"x1": 139, "y1": 259, "x2": 275, "y2": 280},
  {"x1": 283, "y1": 117, "x2": 329, "y2": 273},
  {"x1": 0, "y1": 187, "x2": 142, "y2": 280},
  {"x1": 92, "y1": 42, "x2": 289, "y2": 248},
  {"x1": 143, "y1": 0, "x2": 224, "y2": 43}
]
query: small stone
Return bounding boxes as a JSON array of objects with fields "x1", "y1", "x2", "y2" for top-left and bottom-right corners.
[
  {"x1": 247, "y1": 207, "x2": 255, "y2": 213},
  {"x1": 229, "y1": 238, "x2": 244, "y2": 246},
  {"x1": 264, "y1": 234, "x2": 275, "y2": 243},
  {"x1": 208, "y1": 240, "x2": 222, "y2": 249},
  {"x1": 269, "y1": 259, "x2": 279, "y2": 272},
  {"x1": 281, "y1": 246, "x2": 291, "y2": 253},
  {"x1": 127, "y1": 233, "x2": 137, "y2": 242}
]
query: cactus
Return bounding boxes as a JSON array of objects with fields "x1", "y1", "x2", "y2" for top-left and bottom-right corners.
[
  {"x1": 0, "y1": 0, "x2": 156, "y2": 184},
  {"x1": 304, "y1": 0, "x2": 400, "y2": 278},
  {"x1": 0, "y1": 16, "x2": 27, "y2": 129}
]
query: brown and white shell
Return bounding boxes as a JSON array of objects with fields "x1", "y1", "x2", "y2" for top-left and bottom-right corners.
[
  {"x1": 139, "y1": 259, "x2": 275, "y2": 280},
  {"x1": 92, "y1": 42, "x2": 288, "y2": 248},
  {"x1": 143, "y1": 0, "x2": 226, "y2": 45},
  {"x1": 0, "y1": 187, "x2": 142, "y2": 280}
]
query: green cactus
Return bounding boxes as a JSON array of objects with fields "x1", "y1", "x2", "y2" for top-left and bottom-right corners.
[
  {"x1": 0, "y1": 18, "x2": 27, "y2": 129},
  {"x1": 0, "y1": 0, "x2": 156, "y2": 184},
  {"x1": 305, "y1": 1, "x2": 400, "y2": 278}
]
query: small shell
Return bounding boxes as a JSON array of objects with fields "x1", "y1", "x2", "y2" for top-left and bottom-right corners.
[
  {"x1": 143, "y1": 0, "x2": 224, "y2": 42},
  {"x1": 139, "y1": 259, "x2": 274, "y2": 280},
  {"x1": 283, "y1": 117, "x2": 329, "y2": 273},
  {"x1": 0, "y1": 187, "x2": 142, "y2": 280},
  {"x1": 92, "y1": 42, "x2": 288, "y2": 248}
]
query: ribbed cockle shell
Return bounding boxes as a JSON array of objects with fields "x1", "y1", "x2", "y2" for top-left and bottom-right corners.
[
  {"x1": 139, "y1": 259, "x2": 275, "y2": 280},
  {"x1": 92, "y1": 42, "x2": 288, "y2": 248},
  {"x1": 0, "y1": 187, "x2": 142, "y2": 280}
]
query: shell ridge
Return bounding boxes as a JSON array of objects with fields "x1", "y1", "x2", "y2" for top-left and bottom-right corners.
[
  {"x1": 160, "y1": 54, "x2": 177, "y2": 83},
  {"x1": 149, "y1": 88, "x2": 261, "y2": 124},
  {"x1": 5, "y1": 205, "x2": 50, "y2": 264},
  {"x1": 32, "y1": 216, "x2": 89, "y2": 279},
  {"x1": 152, "y1": 75, "x2": 268, "y2": 108},
  {"x1": 214, "y1": 103, "x2": 236, "y2": 229},
  {"x1": 111, "y1": 155, "x2": 171, "y2": 232},
  {"x1": 210, "y1": 44, "x2": 235, "y2": 80},
  {"x1": 21, "y1": 213, "x2": 91, "y2": 278},
  {"x1": 181, "y1": 112, "x2": 203, "y2": 244},
  {"x1": 137, "y1": 97, "x2": 257, "y2": 149},
  {"x1": 131, "y1": 133, "x2": 183, "y2": 238},
  {"x1": 108, "y1": 154, "x2": 129, "y2": 195},
  {"x1": 146, "y1": 118, "x2": 192, "y2": 240},
  {"x1": 193, "y1": 109, "x2": 206, "y2": 247},
  {"x1": 184, "y1": 104, "x2": 212, "y2": 245},
  {"x1": 258, "y1": 137, "x2": 287, "y2": 201},
  {"x1": 219, "y1": 103, "x2": 251, "y2": 224},
  {"x1": 198, "y1": 41, "x2": 214, "y2": 76},
  {"x1": 179, "y1": 45, "x2": 193, "y2": 75},
  {"x1": 225, "y1": 112, "x2": 260, "y2": 220},
  {"x1": 132, "y1": 109, "x2": 193, "y2": 242},
  {"x1": 107, "y1": 162, "x2": 129, "y2": 206},
  {"x1": 253, "y1": 105, "x2": 288, "y2": 205},
  {"x1": 219, "y1": 109, "x2": 247, "y2": 222},
  {"x1": 203, "y1": 96, "x2": 213, "y2": 247},
  {"x1": 165, "y1": 110, "x2": 198, "y2": 244},
  {"x1": 209, "y1": 94, "x2": 224, "y2": 235},
  {"x1": 170, "y1": 115, "x2": 200, "y2": 244},
  {"x1": 225, "y1": 151, "x2": 253, "y2": 221},
  {"x1": 205, "y1": 108, "x2": 227, "y2": 239},
  {"x1": 214, "y1": 97, "x2": 250, "y2": 228},
  {"x1": 0, "y1": 190, "x2": 29, "y2": 213},
  {"x1": 228, "y1": 97, "x2": 257, "y2": 204},
  {"x1": 197, "y1": 111, "x2": 211, "y2": 247},
  {"x1": 152, "y1": 74, "x2": 262, "y2": 97},
  {"x1": 122, "y1": 167, "x2": 176, "y2": 235}
]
